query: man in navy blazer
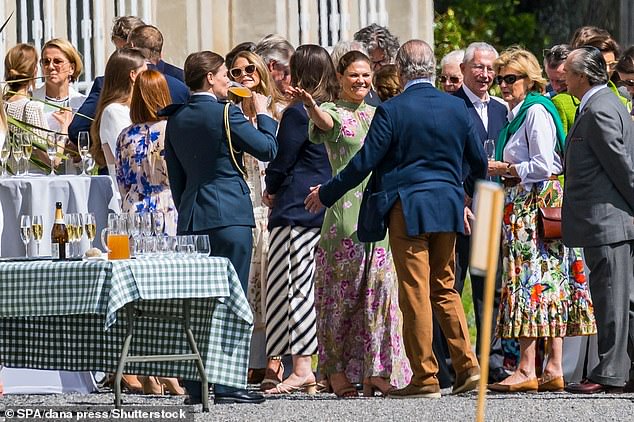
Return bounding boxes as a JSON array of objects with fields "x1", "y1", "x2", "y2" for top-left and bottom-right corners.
[
  {"x1": 305, "y1": 40, "x2": 487, "y2": 398},
  {"x1": 68, "y1": 25, "x2": 188, "y2": 145},
  {"x1": 451, "y1": 42, "x2": 509, "y2": 384}
]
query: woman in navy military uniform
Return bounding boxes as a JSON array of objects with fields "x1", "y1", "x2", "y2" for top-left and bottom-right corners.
[{"x1": 164, "y1": 50, "x2": 278, "y2": 405}]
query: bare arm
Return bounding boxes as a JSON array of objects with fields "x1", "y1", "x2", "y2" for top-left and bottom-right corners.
[{"x1": 286, "y1": 86, "x2": 334, "y2": 132}]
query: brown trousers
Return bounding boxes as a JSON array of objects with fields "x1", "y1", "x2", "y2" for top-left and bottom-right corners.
[{"x1": 388, "y1": 200, "x2": 479, "y2": 386}]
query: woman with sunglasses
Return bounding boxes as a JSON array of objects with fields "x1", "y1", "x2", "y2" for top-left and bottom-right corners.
[
  {"x1": 33, "y1": 39, "x2": 86, "y2": 136},
  {"x1": 228, "y1": 51, "x2": 286, "y2": 390},
  {"x1": 293, "y1": 50, "x2": 411, "y2": 398},
  {"x1": 486, "y1": 47, "x2": 596, "y2": 393}
]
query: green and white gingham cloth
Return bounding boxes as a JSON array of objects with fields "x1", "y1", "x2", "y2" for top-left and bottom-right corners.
[{"x1": 0, "y1": 256, "x2": 253, "y2": 388}]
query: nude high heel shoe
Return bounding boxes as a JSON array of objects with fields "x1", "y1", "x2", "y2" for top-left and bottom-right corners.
[{"x1": 158, "y1": 377, "x2": 185, "y2": 395}]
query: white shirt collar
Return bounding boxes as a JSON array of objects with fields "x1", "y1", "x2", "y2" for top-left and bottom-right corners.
[
  {"x1": 462, "y1": 84, "x2": 490, "y2": 106},
  {"x1": 404, "y1": 78, "x2": 433, "y2": 90},
  {"x1": 578, "y1": 84, "x2": 607, "y2": 113},
  {"x1": 508, "y1": 99, "x2": 525, "y2": 121}
]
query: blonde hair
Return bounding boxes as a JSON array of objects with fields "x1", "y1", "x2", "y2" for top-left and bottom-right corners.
[
  {"x1": 494, "y1": 46, "x2": 546, "y2": 93},
  {"x1": 41, "y1": 38, "x2": 84, "y2": 82}
]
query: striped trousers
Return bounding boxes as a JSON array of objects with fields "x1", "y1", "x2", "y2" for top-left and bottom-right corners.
[{"x1": 265, "y1": 226, "x2": 320, "y2": 357}]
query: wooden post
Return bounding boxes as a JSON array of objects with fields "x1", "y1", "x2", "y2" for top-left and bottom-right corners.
[{"x1": 469, "y1": 181, "x2": 504, "y2": 422}]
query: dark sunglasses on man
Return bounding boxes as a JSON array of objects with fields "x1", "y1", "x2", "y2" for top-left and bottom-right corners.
[
  {"x1": 438, "y1": 75, "x2": 461, "y2": 84},
  {"x1": 229, "y1": 64, "x2": 256, "y2": 79},
  {"x1": 620, "y1": 79, "x2": 634, "y2": 87},
  {"x1": 494, "y1": 74, "x2": 526, "y2": 85}
]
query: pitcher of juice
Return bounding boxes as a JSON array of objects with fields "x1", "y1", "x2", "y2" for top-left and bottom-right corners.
[{"x1": 100, "y1": 213, "x2": 130, "y2": 260}]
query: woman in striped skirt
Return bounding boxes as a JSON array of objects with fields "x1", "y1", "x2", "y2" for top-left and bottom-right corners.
[{"x1": 261, "y1": 45, "x2": 338, "y2": 394}]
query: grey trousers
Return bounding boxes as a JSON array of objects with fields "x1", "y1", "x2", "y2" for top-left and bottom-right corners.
[{"x1": 585, "y1": 240, "x2": 634, "y2": 386}]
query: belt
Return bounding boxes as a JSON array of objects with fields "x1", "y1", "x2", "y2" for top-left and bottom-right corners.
[{"x1": 501, "y1": 174, "x2": 561, "y2": 188}]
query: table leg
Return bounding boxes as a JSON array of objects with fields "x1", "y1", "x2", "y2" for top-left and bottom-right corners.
[
  {"x1": 183, "y1": 300, "x2": 209, "y2": 412},
  {"x1": 114, "y1": 304, "x2": 136, "y2": 408}
]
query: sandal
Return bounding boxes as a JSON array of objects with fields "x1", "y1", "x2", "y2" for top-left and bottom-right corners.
[
  {"x1": 264, "y1": 375, "x2": 317, "y2": 395},
  {"x1": 329, "y1": 372, "x2": 359, "y2": 398},
  {"x1": 316, "y1": 379, "x2": 331, "y2": 393},
  {"x1": 260, "y1": 357, "x2": 284, "y2": 391},
  {"x1": 363, "y1": 376, "x2": 395, "y2": 397}
]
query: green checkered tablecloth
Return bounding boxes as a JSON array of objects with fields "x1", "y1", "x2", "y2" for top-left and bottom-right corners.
[{"x1": 0, "y1": 256, "x2": 253, "y2": 388}]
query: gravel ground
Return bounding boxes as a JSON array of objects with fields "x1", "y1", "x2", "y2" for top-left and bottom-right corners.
[{"x1": 2, "y1": 386, "x2": 634, "y2": 422}]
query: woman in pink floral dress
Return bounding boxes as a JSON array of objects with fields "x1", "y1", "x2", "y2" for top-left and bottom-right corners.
[{"x1": 301, "y1": 51, "x2": 411, "y2": 397}]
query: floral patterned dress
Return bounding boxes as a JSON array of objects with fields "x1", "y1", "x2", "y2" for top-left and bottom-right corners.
[
  {"x1": 496, "y1": 179, "x2": 596, "y2": 339},
  {"x1": 115, "y1": 120, "x2": 178, "y2": 235},
  {"x1": 309, "y1": 100, "x2": 411, "y2": 387}
]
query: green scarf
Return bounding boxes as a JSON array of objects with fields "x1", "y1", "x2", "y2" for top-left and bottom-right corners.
[{"x1": 495, "y1": 91, "x2": 566, "y2": 161}]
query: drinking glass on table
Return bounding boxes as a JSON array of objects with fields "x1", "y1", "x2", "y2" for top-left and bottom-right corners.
[
  {"x1": 140, "y1": 211, "x2": 153, "y2": 238},
  {"x1": 46, "y1": 134, "x2": 57, "y2": 176},
  {"x1": 12, "y1": 135, "x2": 24, "y2": 176},
  {"x1": 77, "y1": 131, "x2": 90, "y2": 176},
  {"x1": 19, "y1": 214, "x2": 31, "y2": 257},
  {"x1": 73, "y1": 213, "x2": 84, "y2": 255},
  {"x1": 151, "y1": 211, "x2": 165, "y2": 237},
  {"x1": 31, "y1": 215, "x2": 43, "y2": 257},
  {"x1": 65, "y1": 213, "x2": 76, "y2": 257},
  {"x1": 21, "y1": 133, "x2": 33, "y2": 175},
  {"x1": 84, "y1": 212, "x2": 96, "y2": 248},
  {"x1": 176, "y1": 235, "x2": 195, "y2": 255},
  {"x1": 194, "y1": 234, "x2": 211, "y2": 257},
  {"x1": 0, "y1": 139, "x2": 10, "y2": 177}
]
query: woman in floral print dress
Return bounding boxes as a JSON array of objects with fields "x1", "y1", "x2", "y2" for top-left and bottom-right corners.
[{"x1": 299, "y1": 51, "x2": 411, "y2": 397}]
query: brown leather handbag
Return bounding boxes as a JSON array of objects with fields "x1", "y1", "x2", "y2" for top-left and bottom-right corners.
[{"x1": 538, "y1": 207, "x2": 562, "y2": 240}]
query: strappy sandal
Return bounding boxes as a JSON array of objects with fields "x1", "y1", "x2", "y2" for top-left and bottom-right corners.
[
  {"x1": 266, "y1": 380, "x2": 317, "y2": 395},
  {"x1": 260, "y1": 357, "x2": 284, "y2": 391},
  {"x1": 316, "y1": 379, "x2": 331, "y2": 393},
  {"x1": 329, "y1": 372, "x2": 359, "y2": 398}
]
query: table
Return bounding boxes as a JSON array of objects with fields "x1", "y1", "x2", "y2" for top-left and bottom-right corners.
[
  {"x1": 0, "y1": 175, "x2": 120, "y2": 257},
  {"x1": 0, "y1": 256, "x2": 253, "y2": 408}
]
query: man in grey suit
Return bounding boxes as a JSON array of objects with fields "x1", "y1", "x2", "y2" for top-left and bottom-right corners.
[{"x1": 562, "y1": 46, "x2": 634, "y2": 394}]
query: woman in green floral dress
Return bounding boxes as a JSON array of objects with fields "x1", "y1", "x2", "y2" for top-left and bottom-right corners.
[{"x1": 292, "y1": 50, "x2": 411, "y2": 397}]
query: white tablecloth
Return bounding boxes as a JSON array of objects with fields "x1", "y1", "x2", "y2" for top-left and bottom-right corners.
[
  {"x1": 0, "y1": 368, "x2": 98, "y2": 394},
  {"x1": 0, "y1": 175, "x2": 120, "y2": 257}
]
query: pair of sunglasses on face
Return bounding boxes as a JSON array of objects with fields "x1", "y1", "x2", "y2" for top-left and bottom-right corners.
[
  {"x1": 494, "y1": 74, "x2": 527, "y2": 85},
  {"x1": 438, "y1": 75, "x2": 461, "y2": 84},
  {"x1": 620, "y1": 79, "x2": 634, "y2": 87},
  {"x1": 230, "y1": 64, "x2": 256, "y2": 79}
]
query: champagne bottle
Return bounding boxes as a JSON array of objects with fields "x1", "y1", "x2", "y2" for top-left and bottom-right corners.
[{"x1": 51, "y1": 202, "x2": 69, "y2": 260}]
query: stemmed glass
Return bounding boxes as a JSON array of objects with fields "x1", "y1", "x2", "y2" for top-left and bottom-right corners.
[
  {"x1": 19, "y1": 214, "x2": 31, "y2": 257},
  {"x1": 84, "y1": 212, "x2": 96, "y2": 248},
  {"x1": 65, "y1": 213, "x2": 76, "y2": 257},
  {"x1": 78, "y1": 131, "x2": 90, "y2": 176},
  {"x1": 484, "y1": 139, "x2": 496, "y2": 160},
  {"x1": 31, "y1": 215, "x2": 43, "y2": 257},
  {"x1": 12, "y1": 134, "x2": 24, "y2": 176},
  {"x1": 73, "y1": 213, "x2": 84, "y2": 256},
  {"x1": 0, "y1": 139, "x2": 10, "y2": 177},
  {"x1": 22, "y1": 133, "x2": 33, "y2": 175},
  {"x1": 46, "y1": 134, "x2": 57, "y2": 176},
  {"x1": 140, "y1": 212, "x2": 153, "y2": 238}
]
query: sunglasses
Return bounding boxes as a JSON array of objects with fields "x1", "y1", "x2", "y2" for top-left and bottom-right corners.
[
  {"x1": 40, "y1": 58, "x2": 69, "y2": 68},
  {"x1": 620, "y1": 79, "x2": 634, "y2": 87},
  {"x1": 438, "y1": 75, "x2": 461, "y2": 84},
  {"x1": 229, "y1": 64, "x2": 256, "y2": 79},
  {"x1": 494, "y1": 74, "x2": 527, "y2": 85}
]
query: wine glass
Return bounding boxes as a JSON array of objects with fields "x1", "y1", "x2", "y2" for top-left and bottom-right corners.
[
  {"x1": 84, "y1": 212, "x2": 96, "y2": 248},
  {"x1": 140, "y1": 212, "x2": 153, "y2": 238},
  {"x1": 484, "y1": 139, "x2": 496, "y2": 160},
  {"x1": 65, "y1": 213, "x2": 76, "y2": 257},
  {"x1": 78, "y1": 131, "x2": 90, "y2": 176},
  {"x1": 19, "y1": 214, "x2": 31, "y2": 257},
  {"x1": 12, "y1": 134, "x2": 24, "y2": 176},
  {"x1": 0, "y1": 138, "x2": 10, "y2": 177},
  {"x1": 46, "y1": 134, "x2": 57, "y2": 176},
  {"x1": 21, "y1": 133, "x2": 33, "y2": 175},
  {"x1": 74, "y1": 213, "x2": 84, "y2": 255},
  {"x1": 31, "y1": 215, "x2": 43, "y2": 257}
]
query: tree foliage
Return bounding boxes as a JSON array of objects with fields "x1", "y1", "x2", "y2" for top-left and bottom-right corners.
[{"x1": 434, "y1": 0, "x2": 550, "y2": 64}]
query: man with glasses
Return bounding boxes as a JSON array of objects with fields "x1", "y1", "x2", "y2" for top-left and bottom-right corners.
[
  {"x1": 449, "y1": 42, "x2": 509, "y2": 384},
  {"x1": 439, "y1": 49, "x2": 464, "y2": 94}
]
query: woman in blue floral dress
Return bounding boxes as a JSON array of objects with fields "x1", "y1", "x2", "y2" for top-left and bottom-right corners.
[
  {"x1": 116, "y1": 70, "x2": 178, "y2": 236},
  {"x1": 298, "y1": 51, "x2": 411, "y2": 397}
]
